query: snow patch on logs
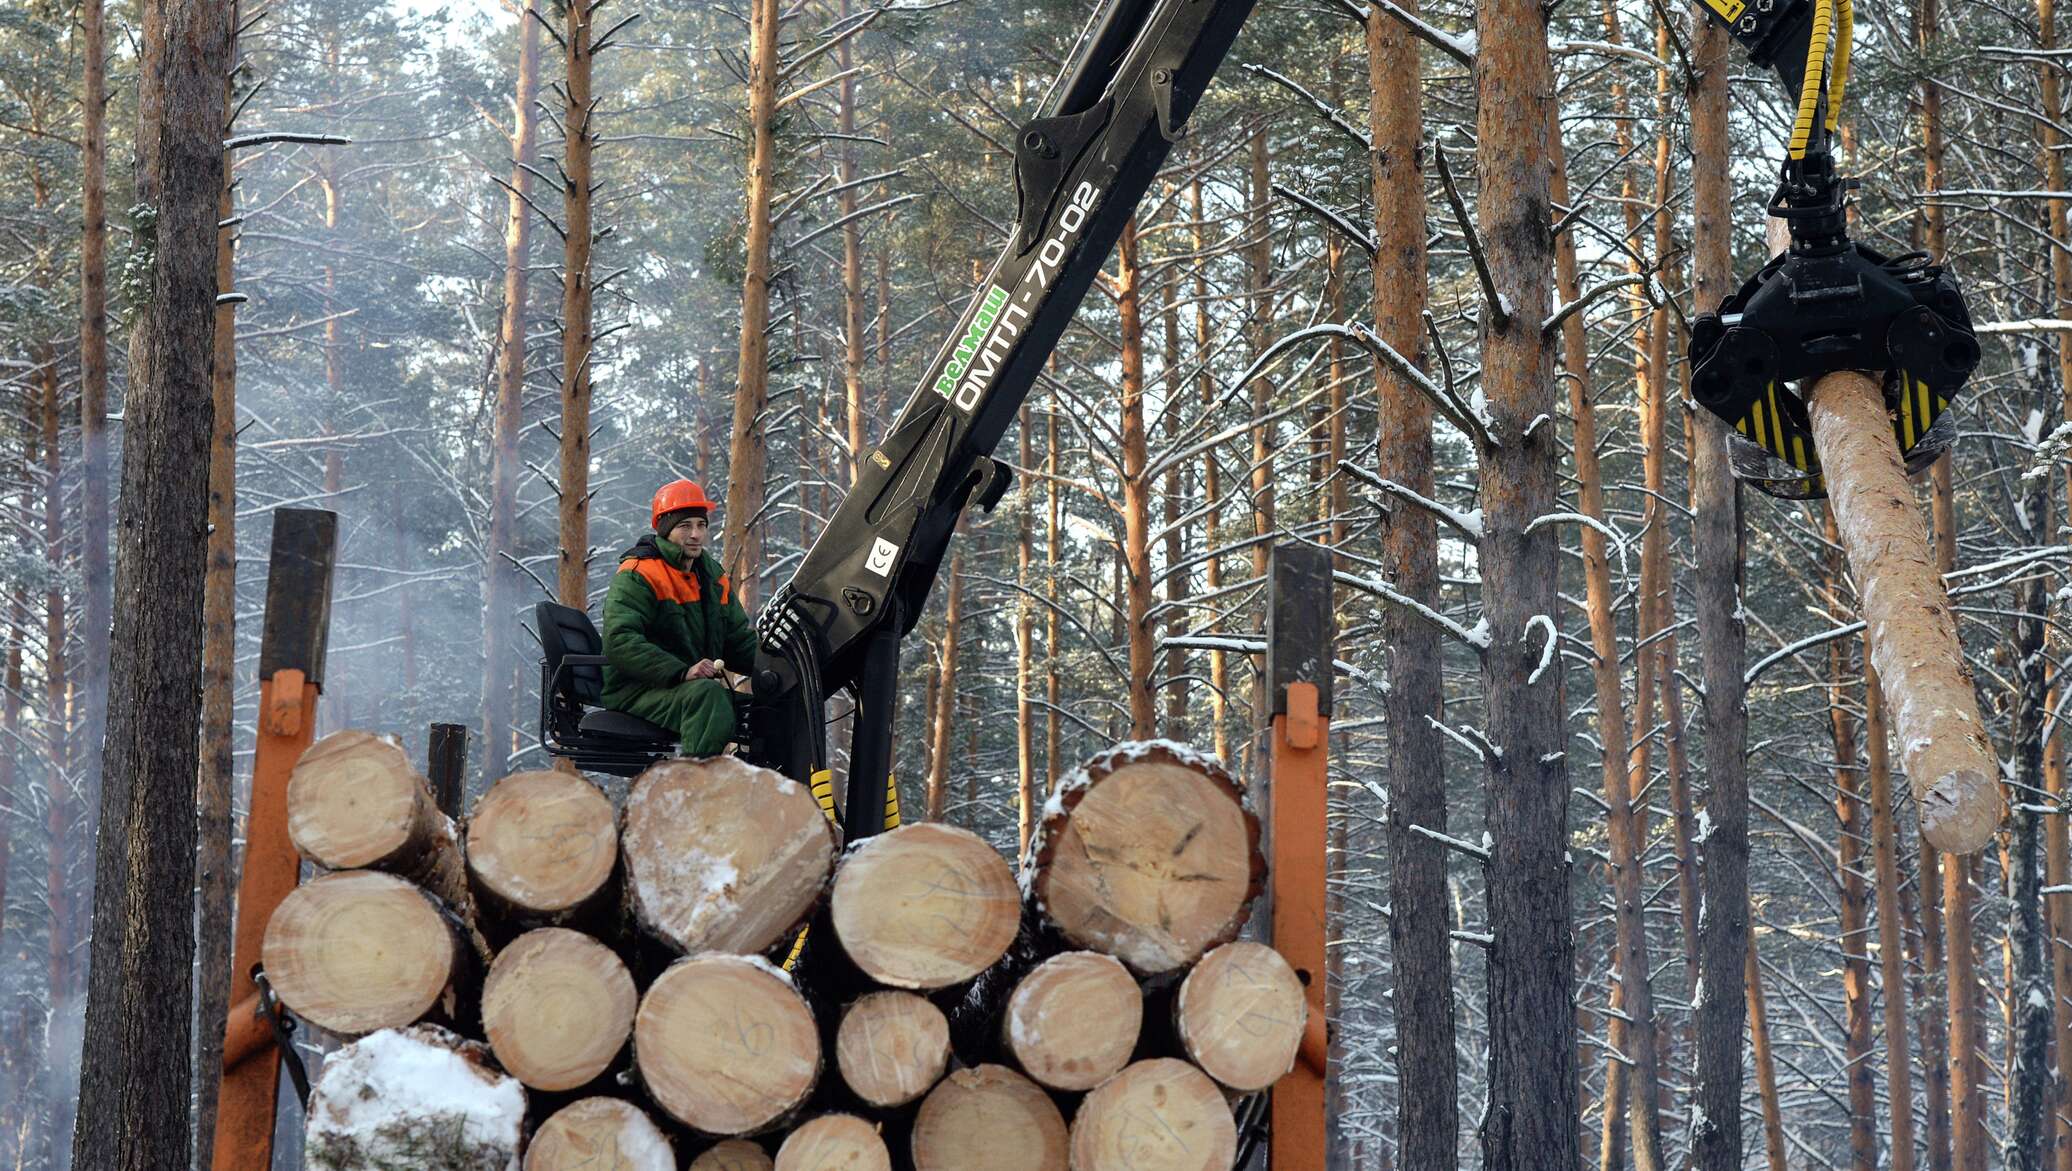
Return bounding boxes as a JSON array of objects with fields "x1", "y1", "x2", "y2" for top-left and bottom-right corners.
[{"x1": 304, "y1": 1025, "x2": 525, "y2": 1171}]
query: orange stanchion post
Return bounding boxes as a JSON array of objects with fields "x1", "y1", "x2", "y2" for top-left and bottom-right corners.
[{"x1": 1267, "y1": 543, "x2": 1330, "y2": 1166}]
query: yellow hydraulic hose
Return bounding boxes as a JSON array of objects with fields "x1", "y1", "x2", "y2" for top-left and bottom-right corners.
[
  {"x1": 1825, "y1": 0, "x2": 1853, "y2": 132},
  {"x1": 1789, "y1": 0, "x2": 1833, "y2": 159}
]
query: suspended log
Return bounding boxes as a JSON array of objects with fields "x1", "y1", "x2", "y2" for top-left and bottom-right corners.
[
  {"x1": 467, "y1": 769, "x2": 619, "y2": 937},
  {"x1": 261, "y1": 870, "x2": 466, "y2": 1038},
  {"x1": 287, "y1": 729, "x2": 470, "y2": 910},
  {"x1": 526, "y1": 1098, "x2": 674, "y2": 1171},
  {"x1": 835, "y1": 990, "x2": 952, "y2": 1108},
  {"x1": 303, "y1": 1025, "x2": 525, "y2": 1171},
  {"x1": 1002, "y1": 951, "x2": 1141, "y2": 1092},
  {"x1": 1028, "y1": 741, "x2": 1262, "y2": 974},
  {"x1": 690, "y1": 1139, "x2": 776, "y2": 1171},
  {"x1": 775, "y1": 1114, "x2": 890, "y2": 1171},
  {"x1": 1175, "y1": 941, "x2": 1307, "y2": 1092},
  {"x1": 830, "y1": 821, "x2": 1020, "y2": 989},
  {"x1": 910, "y1": 1064, "x2": 1069, "y2": 1171},
  {"x1": 482, "y1": 927, "x2": 635, "y2": 1092},
  {"x1": 1068, "y1": 1059, "x2": 1237, "y2": 1171},
  {"x1": 634, "y1": 954, "x2": 821, "y2": 1135},
  {"x1": 621, "y1": 756, "x2": 838, "y2": 956},
  {"x1": 1806, "y1": 370, "x2": 2004, "y2": 854}
]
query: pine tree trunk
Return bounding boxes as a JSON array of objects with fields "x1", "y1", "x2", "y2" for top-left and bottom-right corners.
[
  {"x1": 1161, "y1": 290, "x2": 1189, "y2": 735},
  {"x1": 2010, "y1": 561, "x2": 2053, "y2": 1171},
  {"x1": 1747, "y1": 937, "x2": 1789, "y2": 1170},
  {"x1": 1369, "y1": 12, "x2": 1455, "y2": 1163},
  {"x1": 839, "y1": 0, "x2": 867, "y2": 486},
  {"x1": 724, "y1": 0, "x2": 779, "y2": 602},
  {"x1": 71, "y1": 5, "x2": 230, "y2": 1160},
  {"x1": 1244, "y1": 129, "x2": 1276, "y2": 775},
  {"x1": 1117, "y1": 220, "x2": 1154, "y2": 738},
  {"x1": 41, "y1": 356, "x2": 70, "y2": 1008},
  {"x1": 1045, "y1": 410, "x2": 1063, "y2": 783},
  {"x1": 557, "y1": 0, "x2": 595, "y2": 609},
  {"x1": 926, "y1": 552, "x2": 961, "y2": 820},
  {"x1": 1188, "y1": 180, "x2": 1228, "y2": 763},
  {"x1": 483, "y1": 0, "x2": 542, "y2": 776},
  {"x1": 1017, "y1": 411, "x2": 1036, "y2": 854},
  {"x1": 1868, "y1": 663, "x2": 1919, "y2": 1171},
  {"x1": 1825, "y1": 547, "x2": 1879, "y2": 1169},
  {"x1": 78, "y1": 0, "x2": 111, "y2": 817}
]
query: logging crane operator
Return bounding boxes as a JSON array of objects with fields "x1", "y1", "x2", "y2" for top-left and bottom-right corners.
[{"x1": 600, "y1": 479, "x2": 758, "y2": 758}]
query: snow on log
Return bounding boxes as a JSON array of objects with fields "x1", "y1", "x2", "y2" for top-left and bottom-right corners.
[
  {"x1": 482, "y1": 928, "x2": 635, "y2": 1092},
  {"x1": 774, "y1": 1114, "x2": 890, "y2": 1171},
  {"x1": 1002, "y1": 951, "x2": 1142, "y2": 1092},
  {"x1": 303, "y1": 1025, "x2": 524, "y2": 1171},
  {"x1": 835, "y1": 990, "x2": 952, "y2": 1108},
  {"x1": 1068, "y1": 1058, "x2": 1237, "y2": 1171},
  {"x1": 621, "y1": 757, "x2": 837, "y2": 956},
  {"x1": 524, "y1": 1098, "x2": 674, "y2": 1171},
  {"x1": 288, "y1": 729, "x2": 471, "y2": 911},
  {"x1": 909, "y1": 1064, "x2": 1068, "y2": 1171},
  {"x1": 1028, "y1": 741, "x2": 1263, "y2": 974},
  {"x1": 830, "y1": 822, "x2": 1020, "y2": 989},
  {"x1": 467, "y1": 770, "x2": 619, "y2": 936},
  {"x1": 1807, "y1": 370, "x2": 2004, "y2": 853},
  {"x1": 689, "y1": 1140, "x2": 777, "y2": 1171},
  {"x1": 1175, "y1": 941, "x2": 1307, "y2": 1092},
  {"x1": 263, "y1": 870, "x2": 467, "y2": 1038},
  {"x1": 634, "y1": 954, "x2": 821, "y2": 1135}
]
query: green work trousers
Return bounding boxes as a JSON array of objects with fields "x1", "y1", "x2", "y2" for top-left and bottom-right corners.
[{"x1": 615, "y1": 677, "x2": 738, "y2": 758}]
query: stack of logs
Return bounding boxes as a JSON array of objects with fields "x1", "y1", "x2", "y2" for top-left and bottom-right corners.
[{"x1": 263, "y1": 733, "x2": 1308, "y2": 1171}]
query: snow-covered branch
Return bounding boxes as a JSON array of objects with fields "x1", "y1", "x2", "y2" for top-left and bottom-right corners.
[
  {"x1": 1336, "y1": 569, "x2": 1491, "y2": 650},
  {"x1": 1338, "y1": 460, "x2": 1483, "y2": 539}
]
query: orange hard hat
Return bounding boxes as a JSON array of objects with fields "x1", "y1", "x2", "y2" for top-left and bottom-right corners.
[{"x1": 651, "y1": 479, "x2": 716, "y2": 530}]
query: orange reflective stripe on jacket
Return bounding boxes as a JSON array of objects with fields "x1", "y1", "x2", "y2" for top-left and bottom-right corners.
[{"x1": 617, "y1": 556, "x2": 731, "y2": 606}]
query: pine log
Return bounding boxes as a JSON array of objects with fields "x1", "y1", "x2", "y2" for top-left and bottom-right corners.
[
  {"x1": 635, "y1": 954, "x2": 821, "y2": 1135},
  {"x1": 288, "y1": 729, "x2": 471, "y2": 910},
  {"x1": 690, "y1": 1140, "x2": 776, "y2": 1171},
  {"x1": 1028, "y1": 741, "x2": 1263, "y2": 974},
  {"x1": 262, "y1": 870, "x2": 466, "y2": 1038},
  {"x1": 830, "y1": 821, "x2": 1020, "y2": 989},
  {"x1": 835, "y1": 990, "x2": 952, "y2": 1108},
  {"x1": 1174, "y1": 941, "x2": 1306, "y2": 1092},
  {"x1": 482, "y1": 927, "x2": 636, "y2": 1092},
  {"x1": 1068, "y1": 1059, "x2": 1236, "y2": 1171},
  {"x1": 303, "y1": 1025, "x2": 525, "y2": 1171},
  {"x1": 775, "y1": 1114, "x2": 890, "y2": 1171},
  {"x1": 1807, "y1": 370, "x2": 2004, "y2": 853},
  {"x1": 526, "y1": 1098, "x2": 674, "y2": 1171},
  {"x1": 910, "y1": 1064, "x2": 1068, "y2": 1171},
  {"x1": 468, "y1": 769, "x2": 619, "y2": 937},
  {"x1": 1003, "y1": 951, "x2": 1142, "y2": 1092},
  {"x1": 622, "y1": 756, "x2": 837, "y2": 956}
]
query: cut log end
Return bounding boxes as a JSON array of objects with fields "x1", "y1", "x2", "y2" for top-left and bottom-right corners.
[
  {"x1": 1004, "y1": 951, "x2": 1142, "y2": 1091},
  {"x1": 775, "y1": 1114, "x2": 890, "y2": 1171},
  {"x1": 1176, "y1": 941, "x2": 1307, "y2": 1092},
  {"x1": 622, "y1": 757, "x2": 837, "y2": 956},
  {"x1": 1033, "y1": 742, "x2": 1262, "y2": 974},
  {"x1": 483, "y1": 927, "x2": 635, "y2": 1091},
  {"x1": 634, "y1": 954, "x2": 821, "y2": 1135},
  {"x1": 1069, "y1": 1059, "x2": 1236, "y2": 1171},
  {"x1": 835, "y1": 990, "x2": 951, "y2": 1108},
  {"x1": 526, "y1": 1098, "x2": 674, "y2": 1171},
  {"x1": 262, "y1": 870, "x2": 457, "y2": 1037},
  {"x1": 689, "y1": 1140, "x2": 776, "y2": 1171},
  {"x1": 287, "y1": 730, "x2": 427, "y2": 870},
  {"x1": 1806, "y1": 371, "x2": 2005, "y2": 856},
  {"x1": 469, "y1": 769, "x2": 618, "y2": 917},
  {"x1": 831, "y1": 822, "x2": 1020, "y2": 989},
  {"x1": 305, "y1": 1025, "x2": 525, "y2": 1171},
  {"x1": 911, "y1": 1064, "x2": 1068, "y2": 1171}
]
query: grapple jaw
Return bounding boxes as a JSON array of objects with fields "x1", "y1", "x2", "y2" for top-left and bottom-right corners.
[{"x1": 1688, "y1": 243, "x2": 1980, "y2": 499}]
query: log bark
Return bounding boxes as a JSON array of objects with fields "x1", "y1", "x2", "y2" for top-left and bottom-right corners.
[
  {"x1": 1068, "y1": 1058, "x2": 1236, "y2": 1171},
  {"x1": 1028, "y1": 741, "x2": 1262, "y2": 975},
  {"x1": 831, "y1": 821, "x2": 1020, "y2": 989},
  {"x1": 482, "y1": 928, "x2": 635, "y2": 1092},
  {"x1": 304, "y1": 1025, "x2": 526, "y2": 1171},
  {"x1": 1805, "y1": 370, "x2": 2002, "y2": 854},
  {"x1": 467, "y1": 768, "x2": 620, "y2": 936},
  {"x1": 1176, "y1": 941, "x2": 1306, "y2": 1094},
  {"x1": 835, "y1": 991, "x2": 952, "y2": 1109},
  {"x1": 1002, "y1": 951, "x2": 1141, "y2": 1092},
  {"x1": 621, "y1": 756, "x2": 837, "y2": 956},
  {"x1": 691, "y1": 1140, "x2": 777, "y2": 1171},
  {"x1": 289, "y1": 730, "x2": 471, "y2": 910},
  {"x1": 635, "y1": 954, "x2": 821, "y2": 1135},
  {"x1": 911, "y1": 1064, "x2": 1068, "y2": 1171},
  {"x1": 776, "y1": 1114, "x2": 890, "y2": 1171},
  {"x1": 261, "y1": 871, "x2": 468, "y2": 1039},
  {"x1": 526, "y1": 1098, "x2": 675, "y2": 1171}
]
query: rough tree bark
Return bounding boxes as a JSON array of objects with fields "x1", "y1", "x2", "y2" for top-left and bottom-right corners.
[
  {"x1": 79, "y1": 0, "x2": 111, "y2": 815},
  {"x1": 557, "y1": 0, "x2": 596, "y2": 609},
  {"x1": 71, "y1": 3, "x2": 230, "y2": 1165},
  {"x1": 724, "y1": 0, "x2": 779, "y2": 601}
]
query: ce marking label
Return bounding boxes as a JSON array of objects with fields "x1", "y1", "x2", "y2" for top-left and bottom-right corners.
[{"x1": 865, "y1": 538, "x2": 900, "y2": 577}]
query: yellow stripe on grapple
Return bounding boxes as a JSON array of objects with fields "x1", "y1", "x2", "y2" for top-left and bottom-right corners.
[
  {"x1": 1749, "y1": 399, "x2": 1768, "y2": 449},
  {"x1": 1766, "y1": 384, "x2": 1791, "y2": 461}
]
